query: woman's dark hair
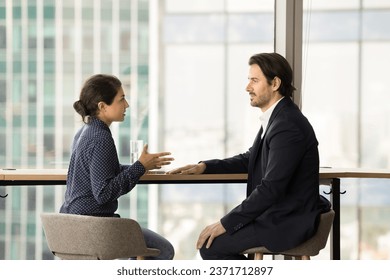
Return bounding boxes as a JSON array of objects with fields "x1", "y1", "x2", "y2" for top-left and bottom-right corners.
[
  {"x1": 248, "y1": 53, "x2": 296, "y2": 97},
  {"x1": 73, "y1": 74, "x2": 122, "y2": 123}
]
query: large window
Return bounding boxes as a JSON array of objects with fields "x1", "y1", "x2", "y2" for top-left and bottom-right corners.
[
  {"x1": 1, "y1": 0, "x2": 390, "y2": 260},
  {"x1": 302, "y1": 0, "x2": 390, "y2": 259},
  {"x1": 0, "y1": 0, "x2": 151, "y2": 259},
  {"x1": 159, "y1": 0, "x2": 274, "y2": 260}
]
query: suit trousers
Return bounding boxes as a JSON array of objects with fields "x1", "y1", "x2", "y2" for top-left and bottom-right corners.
[{"x1": 199, "y1": 222, "x2": 262, "y2": 260}]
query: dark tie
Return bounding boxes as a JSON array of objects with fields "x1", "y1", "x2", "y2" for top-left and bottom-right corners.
[
  {"x1": 247, "y1": 125, "x2": 263, "y2": 196},
  {"x1": 259, "y1": 126, "x2": 264, "y2": 140},
  {"x1": 253, "y1": 125, "x2": 263, "y2": 145},
  {"x1": 251, "y1": 125, "x2": 263, "y2": 164}
]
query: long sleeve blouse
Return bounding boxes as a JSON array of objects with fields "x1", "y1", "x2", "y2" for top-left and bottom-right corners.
[{"x1": 60, "y1": 117, "x2": 145, "y2": 216}]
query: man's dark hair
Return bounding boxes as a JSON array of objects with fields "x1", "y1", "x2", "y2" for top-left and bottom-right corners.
[{"x1": 249, "y1": 53, "x2": 296, "y2": 97}]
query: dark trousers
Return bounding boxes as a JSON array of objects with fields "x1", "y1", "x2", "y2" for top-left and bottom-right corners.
[{"x1": 199, "y1": 222, "x2": 263, "y2": 260}]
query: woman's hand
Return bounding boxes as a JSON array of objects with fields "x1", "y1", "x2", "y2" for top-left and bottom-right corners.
[
  {"x1": 167, "y1": 162, "x2": 206, "y2": 174},
  {"x1": 138, "y1": 144, "x2": 174, "y2": 171}
]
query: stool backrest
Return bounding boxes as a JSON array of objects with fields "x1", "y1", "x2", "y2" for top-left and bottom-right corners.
[
  {"x1": 41, "y1": 213, "x2": 160, "y2": 260},
  {"x1": 284, "y1": 209, "x2": 335, "y2": 256}
]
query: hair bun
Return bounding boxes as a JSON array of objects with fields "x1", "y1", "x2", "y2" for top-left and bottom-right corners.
[{"x1": 73, "y1": 100, "x2": 87, "y2": 115}]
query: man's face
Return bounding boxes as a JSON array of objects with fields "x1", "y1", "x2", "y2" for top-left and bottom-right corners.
[{"x1": 245, "y1": 64, "x2": 276, "y2": 112}]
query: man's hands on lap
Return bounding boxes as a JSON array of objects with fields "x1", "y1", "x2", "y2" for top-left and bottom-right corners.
[{"x1": 196, "y1": 221, "x2": 226, "y2": 249}]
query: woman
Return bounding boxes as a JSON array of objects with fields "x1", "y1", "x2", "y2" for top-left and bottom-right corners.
[{"x1": 60, "y1": 74, "x2": 175, "y2": 259}]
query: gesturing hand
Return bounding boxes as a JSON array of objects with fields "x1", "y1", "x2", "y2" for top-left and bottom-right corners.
[
  {"x1": 138, "y1": 144, "x2": 174, "y2": 171},
  {"x1": 196, "y1": 221, "x2": 226, "y2": 249}
]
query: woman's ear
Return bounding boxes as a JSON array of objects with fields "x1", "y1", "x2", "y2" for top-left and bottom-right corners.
[{"x1": 98, "y1": 101, "x2": 106, "y2": 112}]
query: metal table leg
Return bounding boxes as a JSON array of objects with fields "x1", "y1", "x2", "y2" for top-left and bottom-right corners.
[{"x1": 330, "y1": 178, "x2": 341, "y2": 260}]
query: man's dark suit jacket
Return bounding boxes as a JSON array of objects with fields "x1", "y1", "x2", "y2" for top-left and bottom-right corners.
[{"x1": 203, "y1": 97, "x2": 331, "y2": 252}]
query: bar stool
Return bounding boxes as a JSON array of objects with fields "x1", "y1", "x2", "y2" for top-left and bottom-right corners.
[
  {"x1": 242, "y1": 210, "x2": 335, "y2": 260},
  {"x1": 41, "y1": 213, "x2": 160, "y2": 260}
]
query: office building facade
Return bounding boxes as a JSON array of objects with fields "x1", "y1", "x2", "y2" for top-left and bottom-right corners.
[{"x1": 0, "y1": 0, "x2": 151, "y2": 259}]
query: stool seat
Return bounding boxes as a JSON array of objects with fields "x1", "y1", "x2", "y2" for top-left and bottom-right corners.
[{"x1": 243, "y1": 210, "x2": 335, "y2": 260}]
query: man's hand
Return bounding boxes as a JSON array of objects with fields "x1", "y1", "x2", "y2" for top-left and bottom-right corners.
[
  {"x1": 196, "y1": 221, "x2": 226, "y2": 249},
  {"x1": 167, "y1": 162, "x2": 206, "y2": 174}
]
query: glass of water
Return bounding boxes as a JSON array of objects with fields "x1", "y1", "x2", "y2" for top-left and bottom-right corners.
[{"x1": 130, "y1": 140, "x2": 143, "y2": 164}]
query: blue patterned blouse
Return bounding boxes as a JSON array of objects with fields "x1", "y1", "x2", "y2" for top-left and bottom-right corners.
[{"x1": 60, "y1": 117, "x2": 145, "y2": 216}]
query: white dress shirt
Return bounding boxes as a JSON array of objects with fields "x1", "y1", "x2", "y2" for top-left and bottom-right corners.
[{"x1": 259, "y1": 97, "x2": 285, "y2": 138}]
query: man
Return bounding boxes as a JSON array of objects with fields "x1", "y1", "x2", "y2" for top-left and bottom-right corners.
[{"x1": 168, "y1": 53, "x2": 331, "y2": 260}]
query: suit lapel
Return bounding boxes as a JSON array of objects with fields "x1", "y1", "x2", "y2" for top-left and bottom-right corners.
[
  {"x1": 263, "y1": 97, "x2": 294, "y2": 137},
  {"x1": 246, "y1": 98, "x2": 293, "y2": 195}
]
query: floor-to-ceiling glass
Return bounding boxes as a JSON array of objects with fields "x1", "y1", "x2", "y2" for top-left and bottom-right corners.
[
  {"x1": 159, "y1": 0, "x2": 275, "y2": 259},
  {"x1": 0, "y1": 0, "x2": 151, "y2": 260},
  {"x1": 302, "y1": 0, "x2": 390, "y2": 259}
]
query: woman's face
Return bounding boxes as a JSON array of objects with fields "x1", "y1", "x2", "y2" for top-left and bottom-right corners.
[{"x1": 98, "y1": 87, "x2": 129, "y2": 126}]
